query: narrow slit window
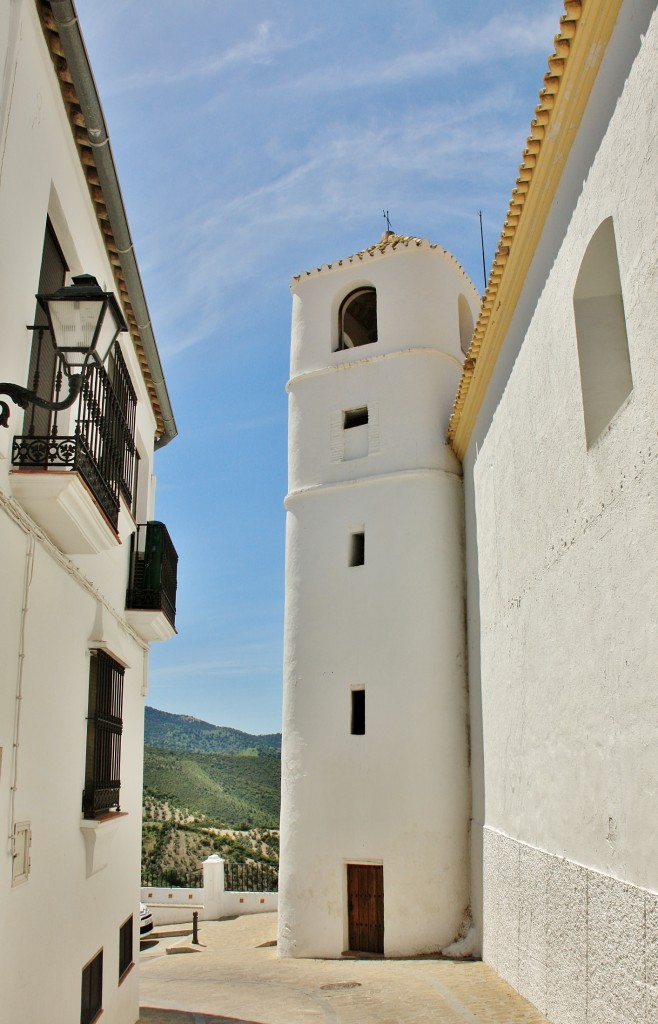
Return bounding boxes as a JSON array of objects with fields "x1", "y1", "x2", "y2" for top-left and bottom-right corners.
[
  {"x1": 351, "y1": 690, "x2": 365, "y2": 735},
  {"x1": 343, "y1": 407, "x2": 368, "y2": 429},
  {"x1": 349, "y1": 531, "x2": 365, "y2": 567}
]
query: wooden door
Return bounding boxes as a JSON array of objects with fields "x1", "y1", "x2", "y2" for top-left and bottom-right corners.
[{"x1": 347, "y1": 864, "x2": 384, "y2": 954}]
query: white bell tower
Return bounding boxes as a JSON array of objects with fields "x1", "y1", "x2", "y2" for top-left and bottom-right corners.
[{"x1": 279, "y1": 233, "x2": 479, "y2": 958}]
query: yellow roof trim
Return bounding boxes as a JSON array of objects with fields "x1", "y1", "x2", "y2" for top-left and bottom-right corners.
[{"x1": 447, "y1": 0, "x2": 624, "y2": 458}]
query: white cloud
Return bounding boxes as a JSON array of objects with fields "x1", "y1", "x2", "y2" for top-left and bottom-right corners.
[
  {"x1": 111, "y1": 7, "x2": 560, "y2": 360},
  {"x1": 283, "y1": 10, "x2": 559, "y2": 95},
  {"x1": 148, "y1": 84, "x2": 524, "y2": 357},
  {"x1": 151, "y1": 647, "x2": 280, "y2": 682},
  {"x1": 104, "y1": 21, "x2": 294, "y2": 96}
]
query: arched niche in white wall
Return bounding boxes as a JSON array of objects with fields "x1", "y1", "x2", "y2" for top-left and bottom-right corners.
[
  {"x1": 458, "y1": 294, "x2": 474, "y2": 356},
  {"x1": 573, "y1": 217, "x2": 632, "y2": 446}
]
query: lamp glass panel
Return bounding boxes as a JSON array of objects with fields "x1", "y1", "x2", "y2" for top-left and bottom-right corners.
[
  {"x1": 47, "y1": 298, "x2": 105, "y2": 364},
  {"x1": 95, "y1": 305, "x2": 122, "y2": 365}
]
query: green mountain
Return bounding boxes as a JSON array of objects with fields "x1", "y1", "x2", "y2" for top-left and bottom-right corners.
[
  {"x1": 144, "y1": 705, "x2": 281, "y2": 755},
  {"x1": 142, "y1": 708, "x2": 281, "y2": 829},
  {"x1": 143, "y1": 747, "x2": 280, "y2": 829}
]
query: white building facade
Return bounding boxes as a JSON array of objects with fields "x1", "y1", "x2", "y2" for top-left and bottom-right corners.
[
  {"x1": 0, "y1": 4, "x2": 177, "y2": 1024},
  {"x1": 450, "y1": 2, "x2": 658, "y2": 1021},
  {"x1": 281, "y1": 1, "x2": 657, "y2": 1021},
  {"x1": 279, "y1": 236, "x2": 479, "y2": 958}
]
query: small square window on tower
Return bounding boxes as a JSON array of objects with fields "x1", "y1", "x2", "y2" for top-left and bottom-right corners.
[
  {"x1": 349, "y1": 530, "x2": 365, "y2": 567},
  {"x1": 351, "y1": 689, "x2": 365, "y2": 735},
  {"x1": 343, "y1": 406, "x2": 368, "y2": 429}
]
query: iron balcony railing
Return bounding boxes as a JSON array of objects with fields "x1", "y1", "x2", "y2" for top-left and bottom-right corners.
[
  {"x1": 126, "y1": 522, "x2": 178, "y2": 628},
  {"x1": 11, "y1": 345, "x2": 136, "y2": 531}
]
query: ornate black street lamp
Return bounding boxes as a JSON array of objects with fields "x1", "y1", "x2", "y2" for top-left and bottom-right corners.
[{"x1": 0, "y1": 274, "x2": 127, "y2": 428}]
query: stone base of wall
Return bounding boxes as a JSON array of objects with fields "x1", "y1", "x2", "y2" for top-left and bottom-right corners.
[{"x1": 482, "y1": 828, "x2": 657, "y2": 1024}]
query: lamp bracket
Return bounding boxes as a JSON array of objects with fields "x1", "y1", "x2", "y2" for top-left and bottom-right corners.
[{"x1": 0, "y1": 374, "x2": 83, "y2": 428}]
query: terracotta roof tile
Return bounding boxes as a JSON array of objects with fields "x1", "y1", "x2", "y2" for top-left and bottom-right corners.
[{"x1": 292, "y1": 231, "x2": 477, "y2": 291}]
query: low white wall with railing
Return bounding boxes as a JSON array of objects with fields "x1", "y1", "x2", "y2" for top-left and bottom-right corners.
[{"x1": 141, "y1": 856, "x2": 278, "y2": 926}]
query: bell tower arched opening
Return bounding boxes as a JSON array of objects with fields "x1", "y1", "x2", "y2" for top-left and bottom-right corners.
[{"x1": 337, "y1": 287, "x2": 378, "y2": 350}]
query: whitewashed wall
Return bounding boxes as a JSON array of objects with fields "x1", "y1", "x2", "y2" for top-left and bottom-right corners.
[
  {"x1": 464, "y1": 3, "x2": 658, "y2": 1021},
  {"x1": 0, "y1": 483, "x2": 148, "y2": 1024},
  {"x1": 0, "y1": 6, "x2": 161, "y2": 1024},
  {"x1": 280, "y1": 242, "x2": 478, "y2": 958}
]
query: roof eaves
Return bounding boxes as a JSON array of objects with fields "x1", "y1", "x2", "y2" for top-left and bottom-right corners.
[
  {"x1": 291, "y1": 232, "x2": 478, "y2": 296},
  {"x1": 447, "y1": 0, "x2": 623, "y2": 458},
  {"x1": 37, "y1": 0, "x2": 177, "y2": 448}
]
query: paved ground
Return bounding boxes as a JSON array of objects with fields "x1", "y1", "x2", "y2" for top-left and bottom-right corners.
[{"x1": 139, "y1": 914, "x2": 551, "y2": 1024}]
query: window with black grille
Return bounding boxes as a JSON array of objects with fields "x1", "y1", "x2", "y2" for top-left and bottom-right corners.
[
  {"x1": 82, "y1": 651, "x2": 124, "y2": 819},
  {"x1": 107, "y1": 344, "x2": 137, "y2": 504},
  {"x1": 81, "y1": 948, "x2": 103, "y2": 1024},
  {"x1": 118, "y1": 916, "x2": 133, "y2": 981}
]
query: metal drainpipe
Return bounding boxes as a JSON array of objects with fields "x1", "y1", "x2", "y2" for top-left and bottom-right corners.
[
  {"x1": 9, "y1": 532, "x2": 35, "y2": 848},
  {"x1": 48, "y1": 0, "x2": 177, "y2": 449}
]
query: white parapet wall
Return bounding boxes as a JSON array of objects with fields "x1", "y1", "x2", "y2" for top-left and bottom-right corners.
[
  {"x1": 141, "y1": 856, "x2": 278, "y2": 925},
  {"x1": 139, "y1": 886, "x2": 204, "y2": 927}
]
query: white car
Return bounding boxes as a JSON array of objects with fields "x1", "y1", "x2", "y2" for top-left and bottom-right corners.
[{"x1": 140, "y1": 902, "x2": 154, "y2": 935}]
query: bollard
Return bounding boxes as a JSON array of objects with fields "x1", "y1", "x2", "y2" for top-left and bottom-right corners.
[{"x1": 192, "y1": 910, "x2": 199, "y2": 944}]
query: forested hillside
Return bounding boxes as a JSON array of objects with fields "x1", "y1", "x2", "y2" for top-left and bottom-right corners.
[
  {"x1": 144, "y1": 705, "x2": 281, "y2": 755},
  {"x1": 142, "y1": 708, "x2": 281, "y2": 881},
  {"x1": 142, "y1": 816, "x2": 279, "y2": 884},
  {"x1": 143, "y1": 746, "x2": 280, "y2": 828}
]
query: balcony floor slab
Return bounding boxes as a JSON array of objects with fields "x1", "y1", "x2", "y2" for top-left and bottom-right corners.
[
  {"x1": 10, "y1": 469, "x2": 120, "y2": 553},
  {"x1": 125, "y1": 608, "x2": 177, "y2": 642}
]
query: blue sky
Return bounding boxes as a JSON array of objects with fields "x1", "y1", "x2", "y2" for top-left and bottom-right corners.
[{"x1": 76, "y1": 0, "x2": 564, "y2": 734}]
